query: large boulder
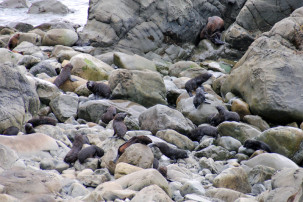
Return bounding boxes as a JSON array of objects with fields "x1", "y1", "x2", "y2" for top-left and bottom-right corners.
[
  {"x1": 221, "y1": 7, "x2": 303, "y2": 123},
  {"x1": 224, "y1": 0, "x2": 303, "y2": 51},
  {"x1": 109, "y1": 69, "x2": 167, "y2": 107},
  {"x1": 0, "y1": 63, "x2": 39, "y2": 133},
  {"x1": 42, "y1": 29, "x2": 78, "y2": 46},
  {"x1": 28, "y1": 0, "x2": 69, "y2": 14}
]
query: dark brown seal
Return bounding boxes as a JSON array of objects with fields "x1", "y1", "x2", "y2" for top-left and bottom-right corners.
[
  {"x1": 77, "y1": 145, "x2": 104, "y2": 164},
  {"x1": 209, "y1": 106, "x2": 240, "y2": 126},
  {"x1": 101, "y1": 106, "x2": 117, "y2": 124},
  {"x1": 2, "y1": 126, "x2": 19, "y2": 135},
  {"x1": 185, "y1": 72, "x2": 212, "y2": 97},
  {"x1": 193, "y1": 87, "x2": 210, "y2": 108},
  {"x1": 24, "y1": 123, "x2": 36, "y2": 134},
  {"x1": 64, "y1": 134, "x2": 84, "y2": 164},
  {"x1": 7, "y1": 33, "x2": 20, "y2": 50},
  {"x1": 53, "y1": 63, "x2": 77, "y2": 87},
  {"x1": 150, "y1": 142, "x2": 188, "y2": 160},
  {"x1": 189, "y1": 125, "x2": 218, "y2": 142},
  {"x1": 27, "y1": 116, "x2": 58, "y2": 127},
  {"x1": 112, "y1": 112, "x2": 128, "y2": 140},
  {"x1": 87, "y1": 80, "x2": 112, "y2": 99},
  {"x1": 197, "y1": 16, "x2": 225, "y2": 45},
  {"x1": 244, "y1": 139, "x2": 272, "y2": 153}
]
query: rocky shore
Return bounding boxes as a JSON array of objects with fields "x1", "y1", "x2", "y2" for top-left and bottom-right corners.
[{"x1": 1, "y1": 0, "x2": 303, "y2": 202}]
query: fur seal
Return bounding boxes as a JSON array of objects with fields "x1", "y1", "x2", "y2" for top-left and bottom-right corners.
[
  {"x1": 87, "y1": 80, "x2": 112, "y2": 99},
  {"x1": 193, "y1": 87, "x2": 210, "y2": 108},
  {"x1": 112, "y1": 112, "x2": 128, "y2": 140},
  {"x1": 185, "y1": 72, "x2": 212, "y2": 97},
  {"x1": 209, "y1": 106, "x2": 240, "y2": 126},
  {"x1": 24, "y1": 123, "x2": 36, "y2": 134},
  {"x1": 64, "y1": 134, "x2": 84, "y2": 164},
  {"x1": 196, "y1": 16, "x2": 225, "y2": 45},
  {"x1": 53, "y1": 63, "x2": 77, "y2": 87},
  {"x1": 189, "y1": 125, "x2": 218, "y2": 142},
  {"x1": 27, "y1": 116, "x2": 57, "y2": 127},
  {"x1": 7, "y1": 33, "x2": 20, "y2": 50},
  {"x1": 2, "y1": 126, "x2": 19, "y2": 135},
  {"x1": 101, "y1": 106, "x2": 117, "y2": 124},
  {"x1": 77, "y1": 145, "x2": 104, "y2": 164},
  {"x1": 150, "y1": 142, "x2": 188, "y2": 160},
  {"x1": 244, "y1": 139, "x2": 272, "y2": 153}
]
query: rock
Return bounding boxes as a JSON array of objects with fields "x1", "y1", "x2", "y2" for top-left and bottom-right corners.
[
  {"x1": 70, "y1": 53, "x2": 114, "y2": 81},
  {"x1": 242, "y1": 153, "x2": 299, "y2": 170},
  {"x1": 248, "y1": 165, "x2": 275, "y2": 185},
  {"x1": 52, "y1": 45, "x2": 80, "y2": 62},
  {"x1": 17, "y1": 33, "x2": 42, "y2": 46},
  {"x1": 0, "y1": 63, "x2": 39, "y2": 133},
  {"x1": 218, "y1": 122, "x2": 261, "y2": 144},
  {"x1": 168, "y1": 61, "x2": 202, "y2": 77},
  {"x1": 29, "y1": 59, "x2": 59, "y2": 77},
  {"x1": 14, "y1": 41, "x2": 41, "y2": 55},
  {"x1": 243, "y1": 115, "x2": 270, "y2": 132},
  {"x1": 114, "y1": 162, "x2": 143, "y2": 179},
  {"x1": 0, "y1": 0, "x2": 29, "y2": 8},
  {"x1": 0, "y1": 194, "x2": 19, "y2": 202},
  {"x1": 130, "y1": 185, "x2": 173, "y2": 202},
  {"x1": 0, "y1": 48, "x2": 23, "y2": 65},
  {"x1": 222, "y1": 7, "x2": 303, "y2": 123},
  {"x1": 256, "y1": 126, "x2": 303, "y2": 163},
  {"x1": 156, "y1": 129, "x2": 195, "y2": 150},
  {"x1": 180, "y1": 180, "x2": 205, "y2": 196},
  {"x1": 206, "y1": 188, "x2": 253, "y2": 202},
  {"x1": 164, "y1": 76, "x2": 187, "y2": 106},
  {"x1": 114, "y1": 52, "x2": 157, "y2": 71},
  {"x1": 109, "y1": 69, "x2": 167, "y2": 107},
  {"x1": 49, "y1": 93, "x2": 79, "y2": 122},
  {"x1": 215, "y1": 136, "x2": 242, "y2": 152},
  {"x1": 167, "y1": 164, "x2": 203, "y2": 184},
  {"x1": 17, "y1": 55, "x2": 41, "y2": 69},
  {"x1": 231, "y1": 99, "x2": 251, "y2": 119},
  {"x1": 28, "y1": 0, "x2": 69, "y2": 14},
  {"x1": 33, "y1": 77, "x2": 61, "y2": 105},
  {"x1": 195, "y1": 145, "x2": 232, "y2": 161},
  {"x1": 68, "y1": 182, "x2": 90, "y2": 198},
  {"x1": 77, "y1": 169, "x2": 112, "y2": 188},
  {"x1": 0, "y1": 168, "x2": 62, "y2": 200},
  {"x1": 191, "y1": 39, "x2": 226, "y2": 61},
  {"x1": 139, "y1": 104, "x2": 195, "y2": 135},
  {"x1": 117, "y1": 143, "x2": 154, "y2": 169},
  {"x1": 42, "y1": 29, "x2": 78, "y2": 46},
  {"x1": 0, "y1": 144, "x2": 19, "y2": 170},
  {"x1": 47, "y1": 75, "x2": 87, "y2": 93}
]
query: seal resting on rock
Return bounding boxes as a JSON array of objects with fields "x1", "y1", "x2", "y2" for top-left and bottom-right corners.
[
  {"x1": 64, "y1": 134, "x2": 84, "y2": 165},
  {"x1": 244, "y1": 139, "x2": 272, "y2": 153},
  {"x1": 53, "y1": 63, "x2": 77, "y2": 87},
  {"x1": 189, "y1": 125, "x2": 218, "y2": 142},
  {"x1": 7, "y1": 33, "x2": 20, "y2": 50},
  {"x1": 101, "y1": 106, "x2": 117, "y2": 124},
  {"x1": 185, "y1": 72, "x2": 212, "y2": 97},
  {"x1": 209, "y1": 106, "x2": 240, "y2": 126},
  {"x1": 2, "y1": 126, "x2": 19, "y2": 135},
  {"x1": 87, "y1": 80, "x2": 112, "y2": 99},
  {"x1": 77, "y1": 145, "x2": 104, "y2": 164},
  {"x1": 193, "y1": 87, "x2": 210, "y2": 108},
  {"x1": 150, "y1": 142, "x2": 188, "y2": 160},
  {"x1": 196, "y1": 16, "x2": 225, "y2": 45},
  {"x1": 24, "y1": 123, "x2": 36, "y2": 134},
  {"x1": 27, "y1": 116, "x2": 57, "y2": 127},
  {"x1": 112, "y1": 112, "x2": 128, "y2": 140}
]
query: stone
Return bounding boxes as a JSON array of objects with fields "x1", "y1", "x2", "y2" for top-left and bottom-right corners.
[
  {"x1": 0, "y1": 0, "x2": 29, "y2": 8},
  {"x1": 68, "y1": 182, "x2": 90, "y2": 197},
  {"x1": 109, "y1": 69, "x2": 167, "y2": 107},
  {"x1": 231, "y1": 99, "x2": 251, "y2": 119},
  {"x1": 114, "y1": 52, "x2": 157, "y2": 71},
  {"x1": 248, "y1": 165, "x2": 275, "y2": 185},
  {"x1": 0, "y1": 144, "x2": 19, "y2": 170},
  {"x1": 47, "y1": 75, "x2": 87, "y2": 93},
  {"x1": 130, "y1": 185, "x2": 173, "y2": 202},
  {"x1": 156, "y1": 129, "x2": 195, "y2": 150},
  {"x1": 243, "y1": 115, "x2": 270, "y2": 132},
  {"x1": 17, "y1": 55, "x2": 41, "y2": 69},
  {"x1": 28, "y1": 0, "x2": 69, "y2": 14},
  {"x1": 180, "y1": 180, "x2": 205, "y2": 196},
  {"x1": 42, "y1": 29, "x2": 78, "y2": 46},
  {"x1": 14, "y1": 41, "x2": 41, "y2": 55},
  {"x1": 199, "y1": 157, "x2": 224, "y2": 174},
  {"x1": 0, "y1": 194, "x2": 19, "y2": 202},
  {"x1": 218, "y1": 122, "x2": 261, "y2": 144},
  {"x1": 166, "y1": 164, "x2": 203, "y2": 184},
  {"x1": 206, "y1": 188, "x2": 253, "y2": 202},
  {"x1": 114, "y1": 162, "x2": 143, "y2": 179},
  {"x1": 33, "y1": 77, "x2": 61, "y2": 105},
  {"x1": 70, "y1": 53, "x2": 114, "y2": 81},
  {"x1": 139, "y1": 104, "x2": 195, "y2": 135},
  {"x1": 29, "y1": 59, "x2": 59, "y2": 77},
  {"x1": 77, "y1": 169, "x2": 112, "y2": 188},
  {"x1": 168, "y1": 61, "x2": 202, "y2": 77},
  {"x1": 195, "y1": 145, "x2": 232, "y2": 161},
  {"x1": 215, "y1": 136, "x2": 242, "y2": 152}
]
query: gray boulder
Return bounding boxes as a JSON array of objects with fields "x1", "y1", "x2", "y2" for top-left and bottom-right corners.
[
  {"x1": 0, "y1": 48, "x2": 23, "y2": 65},
  {"x1": 222, "y1": 7, "x2": 303, "y2": 123},
  {"x1": 42, "y1": 29, "x2": 78, "y2": 46},
  {"x1": 28, "y1": 0, "x2": 69, "y2": 14},
  {"x1": 131, "y1": 185, "x2": 173, "y2": 202},
  {"x1": 0, "y1": 0, "x2": 29, "y2": 8}
]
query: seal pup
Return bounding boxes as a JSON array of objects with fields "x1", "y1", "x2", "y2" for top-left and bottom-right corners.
[
  {"x1": 209, "y1": 106, "x2": 240, "y2": 126},
  {"x1": 53, "y1": 63, "x2": 77, "y2": 87},
  {"x1": 101, "y1": 106, "x2": 117, "y2": 124},
  {"x1": 27, "y1": 116, "x2": 57, "y2": 127},
  {"x1": 2, "y1": 126, "x2": 19, "y2": 135},
  {"x1": 196, "y1": 16, "x2": 225, "y2": 46},
  {"x1": 24, "y1": 123, "x2": 36, "y2": 134},
  {"x1": 150, "y1": 142, "x2": 188, "y2": 160},
  {"x1": 113, "y1": 135, "x2": 152, "y2": 162},
  {"x1": 193, "y1": 87, "x2": 210, "y2": 108},
  {"x1": 244, "y1": 139, "x2": 272, "y2": 153},
  {"x1": 185, "y1": 72, "x2": 212, "y2": 97},
  {"x1": 112, "y1": 112, "x2": 128, "y2": 140},
  {"x1": 189, "y1": 125, "x2": 218, "y2": 142},
  {"x1": 64, "y1": 134, "x2": 84, "y2": 165},
  {"x1": 77, "y1": 145, "x2": 104, "y2": 164},
  {"x1": 7, "y1": 33, "x2": 20, "y2": 50},
  {"x1": 87, "y1": 81, "x2": 112, "y2": 99}
]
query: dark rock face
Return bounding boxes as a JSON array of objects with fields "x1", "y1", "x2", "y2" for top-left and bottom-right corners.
[{"x1": 79, "y1": 0, "x2": 247, "y2": 61}]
